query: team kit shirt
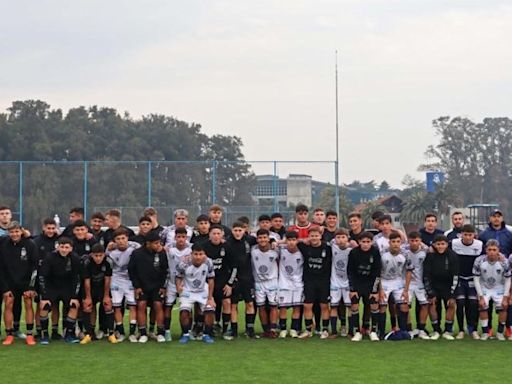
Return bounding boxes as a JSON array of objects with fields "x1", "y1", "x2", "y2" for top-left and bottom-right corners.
[
  {"x1": 379, "y1": 250, "x2": 412, "y2": 304},
  {"x1": 0, "y1": 237, "x2": 38, "y2": 294},
  {"x1": 176, "y1": 258, "x2": 215, "y2": 312},
  {"x1": 277, "y1": 246, "x2": 304, "y2": 307},
  {"x1": 164, "y1": 245, "x2": 192, "y2": 306},
  {"x1": 404, "y1": 245, "x2": 428, "y2": 304},
  {"x1": 374, "y1": 234, "x2": 390, "y2": 254},
  {"x1": 330, "y1": 243, "x2": 351, "y2": 306},
  {"x1": 39, "y1": 251, "x2": 82, "y2": 301},
  {"x1": 347, "y1": 246, "x2": 381, "y2": 296},
  {"x1": 203, "y1": 241, "x2": 237, "y2": 288},
  {"x1": 451, "y1": 238, "x2": 483, "y2": 280},
  {"x1": 162, "y1": 225, "x2": 194, "y2": 246},
  {"x1": 82, "y1": 256, "x2": 113, "y2": 301},
  {"x1": 251, "y1": 246, "x2": 279, "y2": 306},
  {"x1": 107, "y1": 242, "x2": 140, "y2": 306},
  {"x1": 474, "y1": 255, "x2": 511, "y2": 308}
]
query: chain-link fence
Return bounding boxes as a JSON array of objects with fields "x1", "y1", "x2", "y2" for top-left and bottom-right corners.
[{"x1": 0, "y1": 160, "x2": 339, "y2": 232}]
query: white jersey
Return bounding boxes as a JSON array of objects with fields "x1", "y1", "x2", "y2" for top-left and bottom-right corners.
[
  {"x1": 278, "y1": 247, "x2": 303, "y2": 290},
  {"x1": 330, "y1": 244, "x2": 351, "y2": 289},
  {"x1": 165, "y1": 245, "x2": 192, "y2": 285},
  {"x1": 404, "y1": 246, "x2": 427, "y2": 287},
  {"x1": 251, "y1": 229, "x2": 281, "y2": 242},
  {"x1": 374, "y1": 234, "x2": 390, "y2": 254},
  {"x1": 451, "y1": 239, "x2": 483, "y2": 256},
  {"x1": 251, "y1": 246, "x2": 279, "y2": 283},
  {"x1": 380, "y1": 250, "x2": 411, "y2": 282},
  {"x1": 107, "y1": 242, "x2": 141, "y2": 281},
  {"x1": 163, "y1": 225, "x2": 194, "y2": 246},
  {"x1": 474, "y1": 256, "x2": 511, "y2": 290},
  {"x1": 176, "y1": 258, "x2": 215, "y2": 293}
]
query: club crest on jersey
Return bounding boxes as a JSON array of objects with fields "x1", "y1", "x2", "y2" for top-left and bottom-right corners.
[
  {"x1": 192, "y1": 279, "x2": 202, "y2": 288},
  {"x1": 101, "y1": 266, "x2": 106, "y2": 272},
  {"x1": 258, "y1": 265, "x2": 268, "y2": 274},
  {"x1": 220, "y1": 248, "x2": 225, "y2": 257},
  {"x1": 20, "y1": 247, "x2": 27, "y2": 260},
  {"x1": 321, "y1": 250, "x2": 326, "y2": 258},
  {"x1": 54, "y1": 241, "x2": 59, "y2": 249},
  {"x1": 245, "y1": 242, "x2": 250, "y2": 253},
  {"x1": 269, "y1": 257, "x2": 274, "y2": 262},
  {"x1": 202, "y1": 270, "x2": 206, "y2": 275},
  {"x1": 487, "y1": 277, "x2": 496, "y2": 285},
  {"x1": 369, "y1": 256, "x2": 374, "y2": 263},
  {"x1": 336, "y1": 260, "x2": 345, "y2": 270},
  {"x1": 285, "y1": 265, "x2": 294, "y2": 275},
  {"x1": 65, "y1": 258, "x2": 72, "y2": 272},
  {"x1": 85, "y1": 244, "x2": 90, "y2": 252},
  {"x1": 154, "y1": 254, "x2": 160, "y2": 268}
]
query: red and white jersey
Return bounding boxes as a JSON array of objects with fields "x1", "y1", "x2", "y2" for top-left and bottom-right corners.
[{"x1": 287, "y1": 222, "x2": 319, "y2": 239}]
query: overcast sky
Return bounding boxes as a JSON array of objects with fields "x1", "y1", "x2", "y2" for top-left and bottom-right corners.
[{"x1": 1, "y1": 0, "x2": 511, "y2": 187}]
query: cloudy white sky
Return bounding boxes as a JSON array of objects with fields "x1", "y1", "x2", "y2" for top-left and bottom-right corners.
[{"x1": 1, "y1": 0, "x2": 511, "y2": 187}]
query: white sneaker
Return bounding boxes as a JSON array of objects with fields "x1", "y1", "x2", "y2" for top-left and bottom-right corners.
[
  {"x1": 138, "y1": 335, "x2": 148, "y2": 343},
  {"x1": 369, "y1": 332, "x2": 379, "y2": 341},
  {"x1": 409, "y1": 329, "x2": 420, "y2": 338},
  {"x1": 442, "y1": 332, "x2": 455, "y2": 340},
  {"x1": 340, "y1": 326, "x2": 348, "y2": 337},
  {"x1": 455, "y1": 331, "x2": 465, "y2": 340},
  {"x1": 148, "y1": 332, "x2": 158, "y2": 341},
  {"x1": 128, "y1": 334, "x2": 138, "y2": 343},
  {"x1": 320, "y1": 330, "x2": 329, "y2": 339},
  {"x1": 430, "y1": 331, "x2": 440, "y2": 340},
  {"x1": 418, "y1": 330, "x2": 430, "y2": 340},
  {"x1": 289, "y1": 329, "x2": 298, "y2": 338},
  {"x1": 279, "y1": 330, "x2": 287, "y2": 339},
  {"x1": 156, "y1": 334, "x2": 166, "y2": 343},
  {"x1": 298, "y1": 330, "x2": 312, "y2": 339},
  {"x1": 164, "y1": 330, "x2": 172, "y2": 342},
  {"x1": 496, "y1": 332, "x2": 506, "y2": 341},
  {"x1": 481, "y1": 333, "x2": 489, "y2": 341},
  {"x1": 351, "y1": 332, "x2": 363, "y2": 342},
  {"x1": 95, "y1": 330, "x2": 105, "y2": 340},
  {"x1": 14, "y1": 330, "x2": 27, "y2": 339},
  {"x1": 116, "y1": 333, "x2": 125, "y2": 343},
  {"x1": 471, "y1": 331, "x2": 480, "y2": 340}
]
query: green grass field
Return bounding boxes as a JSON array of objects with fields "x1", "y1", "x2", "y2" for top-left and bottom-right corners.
[{"x1": 0, "y1": 310, "x2": 509, "y2": 384}]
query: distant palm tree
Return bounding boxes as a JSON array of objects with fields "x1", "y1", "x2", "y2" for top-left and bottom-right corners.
[
  {"x1": 400, "y1": 191, "x2": 434, "y2": 225},
  {"x1": 360, "y1": 201, "x2": 387, "y2": 229}
]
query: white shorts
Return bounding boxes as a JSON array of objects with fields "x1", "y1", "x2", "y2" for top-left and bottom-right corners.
[
  {"x1": 278, "y1": 288, "x2": 304, "y2": 307},
  {"x1": 111, "y1": 277, "x2": 136, "y2": 307},
  {"x1": 255, "y1": 280, "x2": 278, "y2": 306},
  {"x1": 330, "y1": 287, "x2": 350, "y2": 307},
  {"x1": 481, "y1": 287, "x2": 506, "y2": 310},
  {"x1": 179, "y1": 290, "x2": 214, "y2": 313},
  {"x1": 380, "y1": 280, "x2": 405, "y2": 305},
  {"x1": 165, "y1": 282, "x2": 177, "y2": 307},
  {"x1": 408, "y1": 284, "x2": 428, "y2": 305}
]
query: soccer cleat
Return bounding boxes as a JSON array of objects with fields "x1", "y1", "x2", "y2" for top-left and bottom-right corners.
[
  {"x1": 95, "y1": 330, "x2": 105, "y2": 340},
  {"x1": 442, "y1": 332, "x2": 455, "y2": 341},
  {"x1": 39, "y1": 337, "x2": 50, "y2": 345},
  {"x1": 116, "y1": 333, "x2": 125, "y2": 343},
  {"x1": 279, "y1": 330, "x2": 287, "y2": 339},
  {"x1": 340, "y1": 326, "x2": 348, "y2": 337},
  {"x1": 298, "y1": 330, "x2": 312, "y2": 339},
  {"x1": 212, "y1": 323, "x2": 222, "y2": 337},
  {"x1": 148, "y1": 332, "x2": 158, "y2": 341},
  {"x1": 77, "y1": 331, "x2": 85, "y2": 340},
  {"x1": 51, "y1": 332, "x2": 63, "y2": 340},
  {"x1": 480, "y1": 333, "x2": 489, "y2": 341},
  {"x1": 320, "y1": 330, "x2": 329, "y2": 339},
  {"x1": 108, "y1": 334, "x2": 118, "y2": 344},
  {"x1": 14, "y1": 330, "x2": 27, "y2": 339},
  {"x1": 369, "y1": 332, "x2": 380, "y2": 341},
  {"x1": 80, "y1": 335, "x2": 92, "y2": 345},
  {"x1": 351, "y1": 332, "x2": 363, "y2": 342},
  {"x1": 179, "y1": 335, "x2": 190, "y2": 344},
  {"x1": 314, "y1": 329, "x2": 321, "y2": 336},
  {"x1": 128, "y1": 334, "x2": 138, "y2": 343},
  {"x1": 328, "y1": 333, "x2": 338, "y2": 339},
  {"x1": 65, "y1": 335, "x2": 80, "y2": 344},
  {"x1": 138, "y1": 335, "x2": 148, "y2": 343},
  {"x1": 409, "y1": 329, "x2": 420, "y2": 338},
  {"x1": 418, "y1": 330, "x2": 430, "y2": 340},
  {"x1": 471, "y1": 331, "x2": 480, "y2": 340},
  {"x1": 156, "y1": 334, "x2": 166, "y2": 343},
  {"x1": 25, "y1": 335, "x2": 36, "y2": 346},
  {"x1": 223, "y1": 332, "x2": 234, "y2": 341},
  {"x1": 289, "y1": 329, "x2": 299, "y2": 338},
  {"x1": 164, "y1": 330, "x2": 172, "y2": 342},
  {"x1": 455, "y1": 331, "x2": 465, "y2": 340},
  {"x1": 496, "y1": 332, "x2": 506, "y2": 341},
  {"x1": 2, "y1": 335, "x2": 15, "y2": 346},
  {"x1": 202, "y1": 334, "x2": 215, "y2": 344},
  {"x1": 430, "y1": 332, "x2": 440, "y2": 340}
]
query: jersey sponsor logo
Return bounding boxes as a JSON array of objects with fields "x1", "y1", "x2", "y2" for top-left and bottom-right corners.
[
  {"x1": 85, "y1": 243, "x2": 90, "y2": 252},
  {"x1": 321, "y1": 250, "x2": 326, "y2": 258},
  {"x1": 220, "y1": 248, "x2": 225, "y2": 257}
]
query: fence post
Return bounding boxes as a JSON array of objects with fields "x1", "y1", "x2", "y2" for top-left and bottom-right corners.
[
  {"x1": 147, "y1": 161, "x2": 152, "y2": 207},
  {"x1": 83, "y1": 161, "x2": 88, "y2": 220},
  {"x1": 212, "y1": 160, "x2": 217, "y2": 204},
  {"x1": 273, "y1": 161, "x2": 278, "y2": 212},
  {"x1": 19, "y1": 162, "x2": 23, "y2": 225}
]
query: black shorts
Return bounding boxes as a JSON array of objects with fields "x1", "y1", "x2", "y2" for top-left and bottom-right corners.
[
  {"x1": 431, "y1": 286, "x2": 454, "y2": 305},
  {"x1": 44, "y1": 289, "x2": 76, "y2": 307},
  {"x1": 213, "y1": 280, "x2": 231, "y2": 303},
  {"x1": 86, "y1": 289, "x2": 108, "y2": 304},
  {"x1": 455, "y1": 279, "x2": 477, "y2": 300},
  {"x1": 137, "y1": 289, "x2": 164, "y2": 303},
  {"x1": 232, "y1": 279, "x2": 255, "y2": 304},
  {"x1": 304, "y1": 279, "x2": 330, "y2": 304}
]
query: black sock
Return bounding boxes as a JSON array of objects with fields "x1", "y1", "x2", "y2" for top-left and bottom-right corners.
[
  {"x1": 231, "y1": 322, "x2": 238, "y2": 337},
  {"x1": 322, "y1": 319, "x2": 329, "y2": 332},
  {"x1": 139, "y1": 326, "x2": 147, "y2": 336},
  {"x1": 291, "y1": 318, "x2": 300, "y2": 331},
  {"x1": 418, "y1": 323, "x2": 426, "y2": 331},
  {"x1": 305, "y1": 318, "x2": 313, "y2": 332},
  {"x1": 444, "y1": 320, "x2": 453, "y2": 333},
  {"x1": 279, "y1": 318, "x2": 287, "y2": 330},
  {"x1": 13, "y1": 321, "x2": 20, "y2": 332},
  {"x1": 222, "y1": 313, "x2": 230, "y2": 333},
  {"x1": 407, "y1": 323, "x2": 412, "y2": 332},
  {"x1": 52, "y1": 324, "x2": 59, "y2": 335},
  {"x1": 150, "y1": 322, "x2": 155, "y2": 333},
  {"x1": 129, "y1": 321, "x2": 137, "y2": 335},
  {"x1": 116, "y1": 323, "x2": 125, "y2": 335},
  {"x1": 65, "y1": 317, "x2": 76, "y2": 337},
  {"x1": 398, "y1": 310, "x2": 408, "y2": 332},
  {"x1": 339, "y1": 312, "x2": 346, "y2": 326},
  {"x1": 371, "y1": 310, "x2": 379, "y2": 333},
  {"x1": 82, "y1": 312, "x2": 93, "y2": 335},
  {"x1": 164, "y1": 317, "x2": 171, "y2": 330},
  {"x1": 330, "y1": 316, "x2": 337, "y2": 334},
  {"x1": 157, "y1": 326, "x2": 164, "y2": 336},
  {"x1": 41, "y1": 317, "x2": 49, "y2": 338},
  {"x1": 26, "y1": 323, "x2": 34, "y2": 336},
  {"x1": 246, "y1": 313, "x2": 255, "y2": 334},
  {"x1": 262, "y1": 323, "x2": 270, "y2": 332},
  {"x1": 6, "y1": 328, "x2": 14, "y2": 336},
  {"x1": 181, "y1": 320, "x2": 191, "y2": 335},
  {"x1": 204, "y1": 324, "x2": 213, "y2": 336},
  {"x1": 36, "y1": 325, "x2": 42, "y2": 337},
  {"x1": 350, "y1": 311, "x2": 359, "y2": 335},
  {"x1": 456, "y1": 300, "x2": 465, "y2": 332},
  {"x1": 105, "y1": 311, "x2": 115, "y2": 335},
  {"x1": 498, "y1": 321, "x2": 506, "y2": 334},
  {"x1": 432, "y1": 320, "x2": 442, "y2": 333},
  {"x1": 390, "y1": 314, "x2": 397, "y2": 329},
  {"x1": 378, "y1": 311, "x2": 386, "y2": 336}
]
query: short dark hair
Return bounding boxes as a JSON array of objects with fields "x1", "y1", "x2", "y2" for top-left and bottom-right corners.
[
  {"x1": 295, "y1": 204, "x2": 308, "y2": 213},
  {"x1": 191, "y1": 243, "x2": 206, "y2": 253},
  {"x1": 209, "y1": 224, "x2": 224, "y2": 232},
  {"x1": 42, "y1": 218, "x2": 56, "y2": 226},
  {"x1": 285, "y1": 231, "x2": 298, "y2": 239},
  {"x1": 451, "y1": 211, "x2": 463, "y2": 217},
  {"x1": 113, "y1": 228, "x2": 129, "y2": 239},
  {"x1": 348, "y1": 212, "x2": 361, "y2": 220},
  {"x1": 237, "y1": 216, "x2": 250, "y2": 225},
  {"x1": 175, "y1": 227, "x2": 188, "y2": 236},
  {"x1": 389, "y1": 231, "x2": 401, "y2": 241},
  {"x1": 308, "y1": 227, "x2": 322, "y2": 234},
  {"x1": 461, "y1": 224, "x2": 475, "y2": 233},
  {"x1": 138, "y1": 216, "x2": 152, "y2": 224},
  {"x1": 313, "y1": 208, "x2": 324, "y2": 213},
  {"x1": 90, "y1": 243, "x2": 105, "y2": 253},
  {"x1": 358, "y1": 231, "x2": 374, "y2": 241},
  {"x1": 326, "y1": 210, "x2": 337, "y2": 218},
  {"x1": 433, "y1": 234, "x2": 448, "y2": 243},
  {"x1": 258, "y1": 214, "x2": 271, "y2": 222},
  {"x1": 377, "y1": 214, "x2": 392, "y2": 224},
  {"x1": 196, "y1": 214, "x2": 210, "y2": 223},
  {"x1": 335, "y1": 228, "x2": 349, "y2": 237},
  {"x1": 69, "y1": 207, "x2": 84, "y2": 215},
  {"x1": 105, "y1": 209, "x2": 121, "y2": 218},
  {"x1": 425, "y1": 213, "x2": 438, "y2": 221},
  {"x1": 371, "y1": 211, "x2": 384, "y2": 220},
  {"x1": 408, "y1": 231, "x2": 421, "y2": 239},
  {"x1": 58, "y1": 237, "x2": 73, "y2": 246},
  {"x1": 0, "y1": 206, "x2": 11, "y2": 212},
  {"x1": 232, "y1": 221, "x2": 244, "y2": 229},
  {"x1": 256, "y1": 229, "x2": 270, "y2": 237},
  {"x1": 270, "y1": 213, "x2": 283, "y2": 220},
  {"x1": 73, "y1": 219, "x2": 88, "y2": 228},
  {"x1": 90, "y1": 212, "x2": 105, "y2": 221}
]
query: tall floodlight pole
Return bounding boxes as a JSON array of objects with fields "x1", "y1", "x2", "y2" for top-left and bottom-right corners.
[{"x1": 334, "y1": 50, "x2": 340, "y2": 218}]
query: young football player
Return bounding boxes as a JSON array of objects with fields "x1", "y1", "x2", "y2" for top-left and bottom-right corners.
[
  {"x1": 128, "y1": 230, "x2": 168, "y2": 343},
  {"x1": 277, "y1": 231, "x2": 303, "y2": 338},
  {"x1": 132, "y1": 216, "x2": 153, "y2": 245},
  {"x1": 419, "y1": 213, "x2": 444, "y2": 247},
  {"x1": 322, "y1": 211, "x2": 338, "y2": 243},
  {"x1": 423, "y1": 235, "x2": 459, "y2": 340},
  {"x1": 270, "y1": 213, "x2": 286, "y2": 239},
  {"x1": 347, "y1": 232, "x2": 382, "y2": 342},
  {"x1": 162, "y1": 209, "x2": 194, "y2": 246},
  {"x1": 329, "y1": 229, "x2": 351, "y2": 337},
  {"x1": 80, "y1": 244, "x2": 117, "y2": 344},
  {"x1": 190, "y1": 214, "x2": 211, "y2": 246},
  {"x1": 208, "y1": 204, "x2": 232, "y2": 238},
  {"x1": 474, "y1": 239, "x2": 510, "y2": 340},
  {"x1": 176, "y1": 243, "x2": 216, "y2": 344},
  {"x1": 251, "y1": 229, "x2": 279, "y2": 338}
]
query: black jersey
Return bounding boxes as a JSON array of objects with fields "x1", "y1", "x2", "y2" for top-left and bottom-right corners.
[
  {"x1": 82, "y1": 256, "x2": 113, "y2": 294},
  {"x1": 102, "y1": 226, "x2": 135, "y2": 245},
  {"x1": 226, "y1": 235, "x2": 256, "y2": 281},
  {"x1": 203, "y1": 241, "x2": 237, "y2": 285},
  {"x1": 0, "y1": 237, "x2": 38, "y2": 292},
  {"x1": 347, "y1": 246, "x2": 381, "y2": 293},
  {"x1": 322, "y1": 228, "x2": 336, "y2": 243},
  {"x1": 34, "y1": 234, "x2": 59, "y2": 260},
  {"x1": 423, "y1": 250, "x2": 459, "y2": 298},
  {"x1": 298, "y1": 242, "x2": 332, "y2": 281},
  {"x1": 419, "y1": 228, "x2": 444, "y2": 247},
  {"x1": 128, "y1": 246, "x2": 168, "y2": 293},
  {"x1": 72, "y1": 237, "x2": 98, "y2": 259},
  {"x1": 39, "y1": 251, "x2": 82, "y2": 299},
  {"x1": 190, "y1": 231, "x2": 209, "y2": 245}
]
